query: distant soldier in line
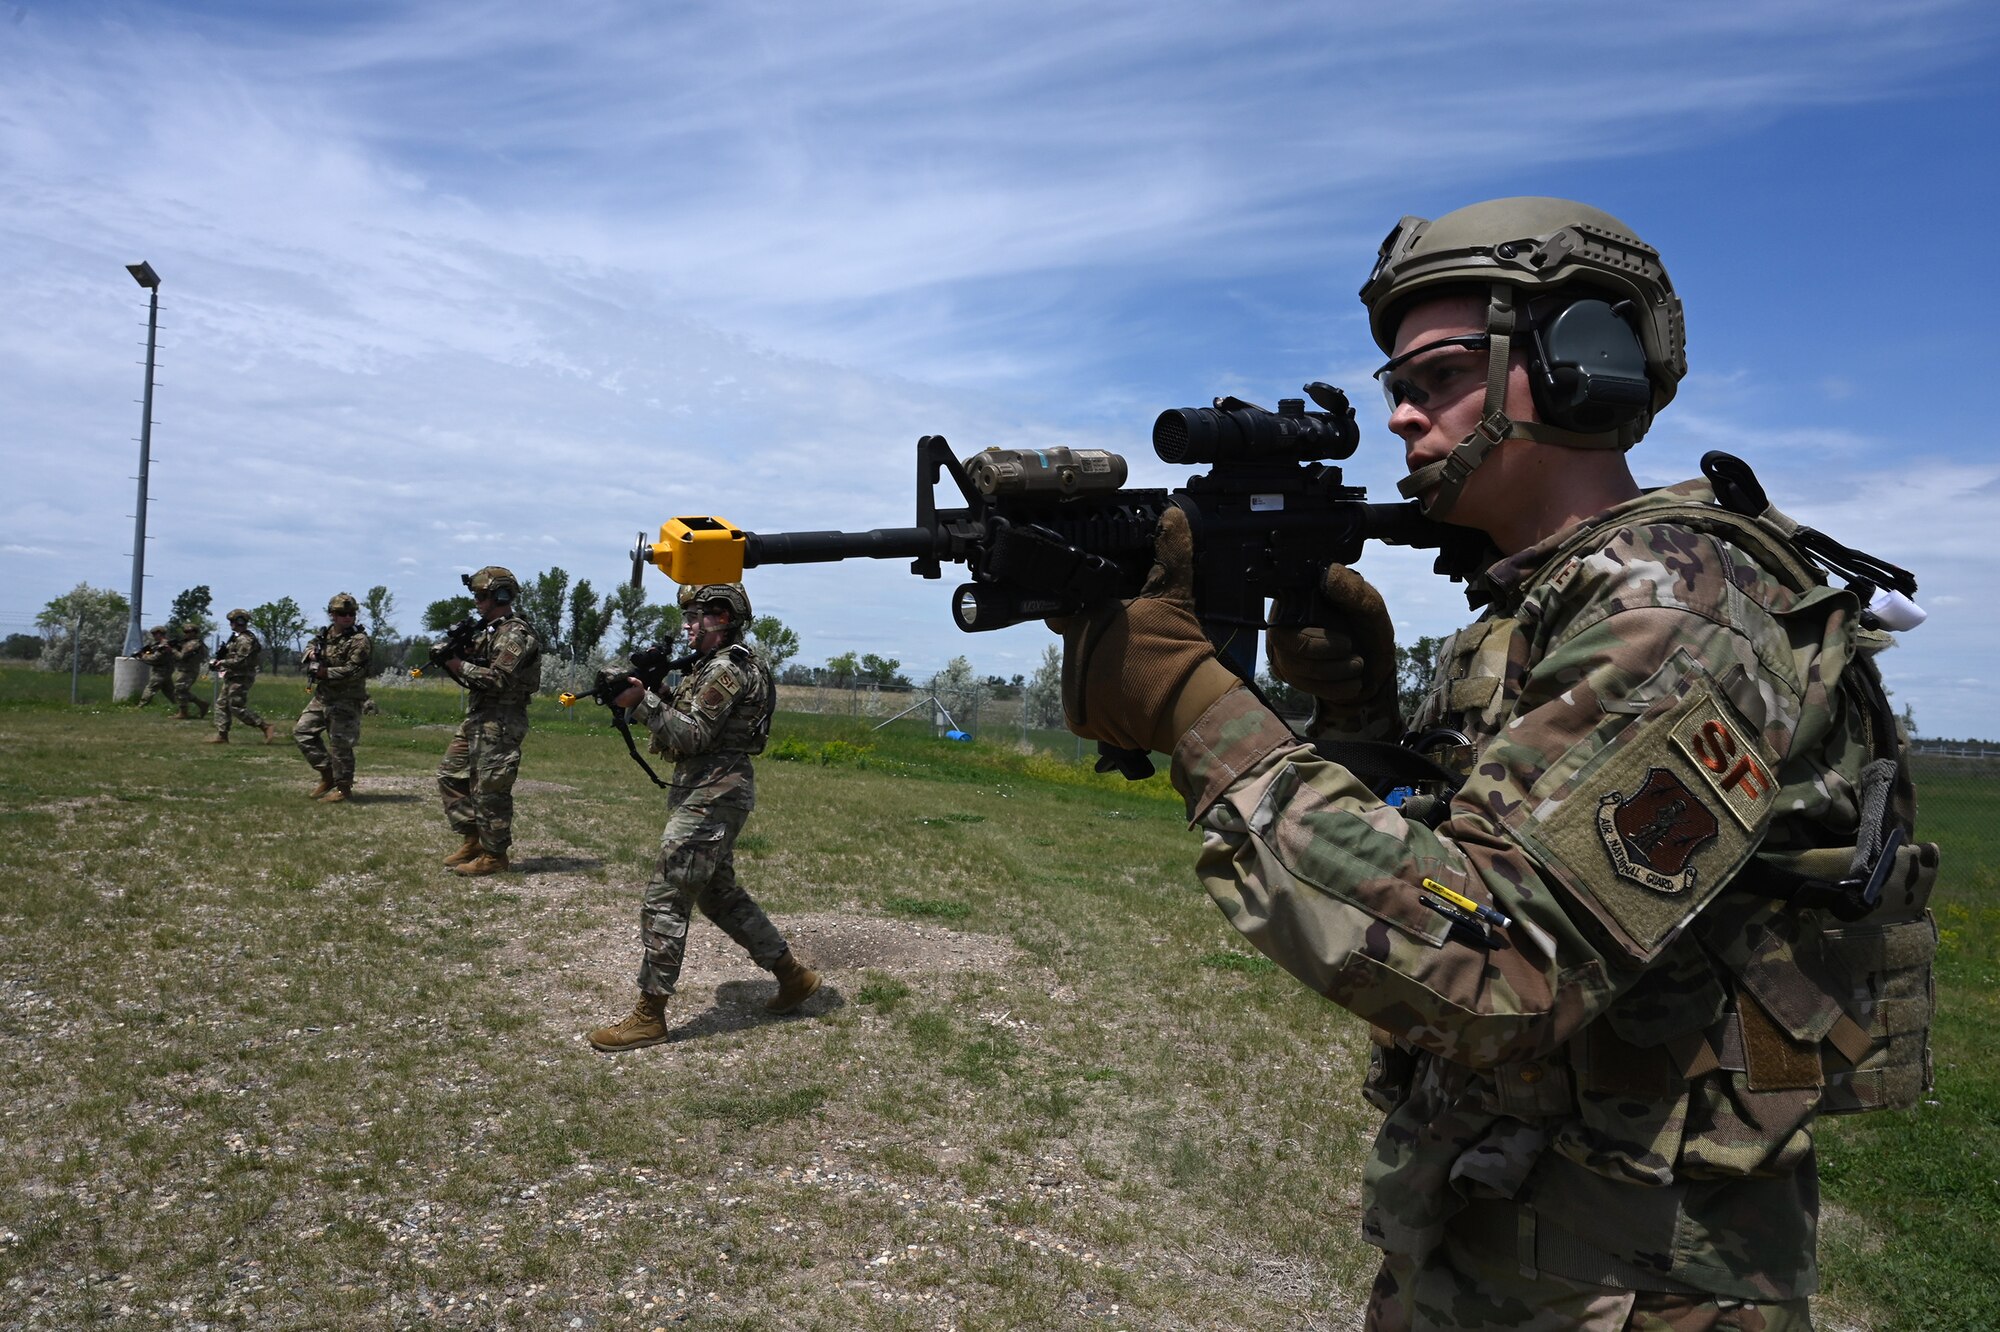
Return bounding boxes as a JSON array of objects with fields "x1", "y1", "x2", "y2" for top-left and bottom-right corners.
[
  {"x1": 134, "y1": 626, "x2": 175, "y2": 707},
  {"x1": 587, "y1": 581, "x2": 819, "y2": 1054},
  {"x1": 207, "y1": 609, "x2": 274, "y2": 745},
  {"x1": 437, "y1": 566, "x2": 542, "y2": 876},
  {"x1": 169, "y1": 621, "x2": 210, "y2": 721},
  {"x1": 294, "y1": 592, "x2": 373, "y2": 801}
]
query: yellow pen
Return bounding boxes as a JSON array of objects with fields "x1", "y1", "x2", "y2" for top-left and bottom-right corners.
[{"x1": 1420, "y1": 878, "x2": 1513, "y2": 931}]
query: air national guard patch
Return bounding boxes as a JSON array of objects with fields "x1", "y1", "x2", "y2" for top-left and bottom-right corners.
[
  {"x1": 1595, "y1": 768, "x2": 1719, "y2": 894},
  {"x1": 1531, "y1": 675, "x2": 1774, "y2": 962}
]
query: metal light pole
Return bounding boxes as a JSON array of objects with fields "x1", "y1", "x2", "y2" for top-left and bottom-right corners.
[{"x1": 122, "y1": 261, "x2": 161, "y2": 657}]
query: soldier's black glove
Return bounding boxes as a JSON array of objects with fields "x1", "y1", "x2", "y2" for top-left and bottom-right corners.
[{"x1": 1267, "y1": 564, "x2": 1402, "y2": 739}]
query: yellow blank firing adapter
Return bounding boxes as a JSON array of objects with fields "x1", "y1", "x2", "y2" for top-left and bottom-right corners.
[{"x1": 632, "y1": 518, "x2": 747, "y2": 587}]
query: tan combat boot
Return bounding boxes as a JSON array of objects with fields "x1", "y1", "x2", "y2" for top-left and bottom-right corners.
[
  {"x1": 442, "y1": 836, "x2": 483, "y2": 867},
  {"x1": 588, "y1": 991, "x2": 671, "y2": 1052},
  {"x1": 765, "y1": 951, "x2": 821, "y2": 1014},
  {"x1": 319, "y1": 785, "x2": 350, "y2": 804},
  {"x1": 204, "y1": 733, "x2": 229, "y2": 745},
  {"x1": 454, "y1": 850, "x2": 509, "y2": 877},
  {"x1": 261, "y1": 723, "x2": 276, "y2": 744},
  {"x1": 172, "y1": 703, "x2": 190, "y2": 720},
  {"x1": 309, "y1": 773, "x2": 336, "y2": 799}
]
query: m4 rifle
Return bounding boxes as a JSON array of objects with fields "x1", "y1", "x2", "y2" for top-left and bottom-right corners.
[
  {"x1": 559, "y1": 641, "x2": 697, "y2": 787},
  {"x1": 411, "y1": 615, "x2": 483, "y2": 685},
  {"x1": 629, "y1": 384, "x2": 1487, "y2": 778}
]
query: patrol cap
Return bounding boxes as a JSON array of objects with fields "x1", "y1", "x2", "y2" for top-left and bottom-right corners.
[{"x1": 327, "y1": 592, "x2": 359, "y2": 615}]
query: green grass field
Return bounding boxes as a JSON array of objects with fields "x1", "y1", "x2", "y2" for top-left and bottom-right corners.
[{"x1": 2, "y1": 663, "x2": 1994, "y2": 1329}]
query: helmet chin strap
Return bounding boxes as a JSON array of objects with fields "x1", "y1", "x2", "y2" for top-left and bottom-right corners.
[{"x1": 1394, "y1": 283, "x2": 1630, "y2": 523}]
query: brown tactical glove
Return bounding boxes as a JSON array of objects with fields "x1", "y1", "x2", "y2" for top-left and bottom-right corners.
[
  {"x1": 1266, "y1": 564, "x2": 1402, "y2": 739},
  {"x1": 1049, "y1": 506, "x2": 1241, "y2": 755}
]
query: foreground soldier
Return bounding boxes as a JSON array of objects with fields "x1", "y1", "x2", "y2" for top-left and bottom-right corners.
[
  {"x1": 207, "y1": 609, "x2": 274, "y2": 744},
  {"x1": 1055, "y1": 198, "x2": 1935, "y2": 1330},
  {"x1": 437, "y1": 566, "x2": 541, "y2": 876},
  {"x1": 294, "y1": 592, "x2": 373, "y2": 801},
  {"x1": 134, "y1": 626, "x2": 175, "y2": 706},
  {"x1": 169, "y1": 621, "x2": 210, "y2": 720},
  {"x1": 588, "y1": 582, "x2": 818, "y2": 1052}
]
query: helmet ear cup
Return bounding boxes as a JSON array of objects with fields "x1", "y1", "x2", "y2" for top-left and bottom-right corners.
[{"x1": 1528, "y1": 300, "x2": 1652, "y2": 434}]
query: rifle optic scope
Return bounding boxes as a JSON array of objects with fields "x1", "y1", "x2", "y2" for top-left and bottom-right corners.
[{"x1": 1153, "y1": 383, "x2": 1359, "y2": 466}]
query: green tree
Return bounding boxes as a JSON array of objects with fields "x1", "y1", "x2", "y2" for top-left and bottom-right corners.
[
  {"x1": 749, "y1": 614, "x2": 800, "y2": 675},
  {"x1": 249, "y1": 598, "x2": 307, "y2": 670},
  {"x1": 35, "y1": 584, "x2": 130, "y2": 673},
  {"x1": 860, "y1": 653, "x2": 908, "y2": 687},
  {"x1": 1396, "y1": 634, "x2": 1445, "y2": 720},
  {"x1": 362, "y1": 585, "x2": 398, "y2": 639},
  {"x1": 567, "y1": 579, "x2": 613, "y2": 659},
  {"x1": 424, "y1": 597, "x2": 477, "y2": 633},
  {"x1": 520, "y1": 567, "x2": 570, "y2": 656},
  {"x1": 1024, "y1": 643, "x2": 1063, "y2": 728},
  {"x1": 167, "y1": 585, "x2": 214, "y2": 637},
  {"x1": 824, "y1": 652, "x2": 860, "y2": 688},
  {"x1": 2, "y1": 633, "x2": 40, "y2": 660},
  {"x1": 609, "y1": 583, "x2": 678, "y2": 655}
]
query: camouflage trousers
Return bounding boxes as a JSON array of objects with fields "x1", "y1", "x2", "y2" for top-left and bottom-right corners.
[
  {"x1": 1364, "y1": 1233, "x2": 1812, "y2": 1332},
  {"x1": 170, "y1": 673, "x2": 208, "y2": 714},
  {"x1": 438, "y1": 711, "x2": 528, "y2": 855},
  {"x1": 295, "y1": 695, "x2": 363, "y2": 785},
  {"x1": 636, "y1": 799, "x2": 787, "y2": 996},
  {"x1": 137, "y1": 668, "x2": 174, "y2": 704},
  {"x1": 214, "y1": 676, "x2": 264, "y2": 734}
]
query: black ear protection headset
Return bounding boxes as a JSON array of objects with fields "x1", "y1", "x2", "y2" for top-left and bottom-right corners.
[{"x1": 1522, "y1": 295, "x2": 1652, "y2": 435}]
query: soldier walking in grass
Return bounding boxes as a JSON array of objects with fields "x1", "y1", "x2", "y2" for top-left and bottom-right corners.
[
  {"x1": 294, "y1": 592, "x2": 373, "y2": 802},
  {"x1": 168, "y1": 620, "x2": 211, "y2": 721},
  {"x1": 588, "y1": 581, "x2": 819, "y2": 1053},
  {"x1": 134, "y1": 626, "x2": 175, "y2": 706},
  {"x1": 207, "y1": 609, "x2": 274, "y2": 744},
  {"x1": 437, "y1": 566, "x2": 541, "y2": 877}
]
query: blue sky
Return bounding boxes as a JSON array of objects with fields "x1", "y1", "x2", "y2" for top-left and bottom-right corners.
[{"x1": 3, "y1": 0, "x2": 1997, "y2": 736}]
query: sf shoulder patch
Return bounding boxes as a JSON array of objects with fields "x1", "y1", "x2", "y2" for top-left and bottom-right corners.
[{"x1": 1528, "y1": 673, "x2": 1778, "y2": 962}]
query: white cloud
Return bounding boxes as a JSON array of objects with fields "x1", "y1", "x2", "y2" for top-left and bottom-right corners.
[{"x1": 3, "y1": 0, "x2": 1997, "y2": 733}]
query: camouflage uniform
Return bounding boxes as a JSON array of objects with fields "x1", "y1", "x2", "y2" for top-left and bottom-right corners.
[
  {"x1": 627, "y1": 643, "x2": 789, "y2": 995},
  {"x1": 294, "y1": 623, "x2": 374, "y2": 788},
  {"x1": 211, "y1": 626, "x2": 265, "y2": 735},
  {"x1": 169, "y1": 629, "x2": 210, "y2": 716},
  {"x1": 436, "y1": 612, "x2": 541, "y2": 856},
  {"x1": 135, "y1": 630, "x2": 175, "y2": 704},
  {"x1": 1172, "y1": 483, "x2": 1935, "y2": 1328}
]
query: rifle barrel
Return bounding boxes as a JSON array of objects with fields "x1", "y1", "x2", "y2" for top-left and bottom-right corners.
[{"x1": 743, "y1": 526, "x2": 944, "y2": 568}]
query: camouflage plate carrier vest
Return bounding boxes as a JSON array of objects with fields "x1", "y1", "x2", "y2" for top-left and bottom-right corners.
[{"x1": 1390, "y1": 485, "x2": 1937, "y2": 1288}]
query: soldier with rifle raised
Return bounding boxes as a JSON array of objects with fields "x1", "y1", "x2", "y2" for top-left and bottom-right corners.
[
  {"x1": 435, "y1": 567, "x2": 542, "y2": 877},
  {"x1": 293, "y1": 592, "x2": 373, "y2": 802},
  {"x1": 133, "y1": 626, "x2": 175, "y2": 708},
  {"x1": 168, "y1": 620, "x2": 210, "y2": 721},
  {"x1": 205, "y1": 609, "x2": 274, "y2": 745}
]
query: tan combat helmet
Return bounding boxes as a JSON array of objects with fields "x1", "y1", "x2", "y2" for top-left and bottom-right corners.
[
  {"x1": 226, "y1": 608, "x2": 251, "y2": 624},
  {"x1": 462, "y1": 566, "x2": 520, "y2": 605},
  {"x1": 1359, "y1": 197, "x2": 1685, "y2": 520},
  {"x1": 678, "y1": 582, "x2": 752, "y2": 624},
  {"x1": 327, "y1": 592, "x2": 360, "y2": 616}
]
